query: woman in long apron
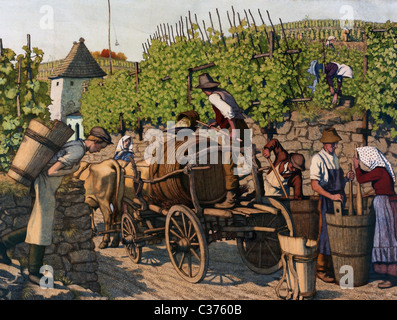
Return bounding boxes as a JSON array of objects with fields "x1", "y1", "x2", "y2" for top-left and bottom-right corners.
[{"x1": 354, "y1": 146, "x2": 397, "y2": 289}]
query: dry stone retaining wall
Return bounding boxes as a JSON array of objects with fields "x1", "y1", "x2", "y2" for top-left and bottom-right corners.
[{"x1": 0, "y1": 178, "x2": 100, "y2": 293}]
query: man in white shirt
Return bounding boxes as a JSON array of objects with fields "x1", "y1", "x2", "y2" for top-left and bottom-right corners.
[{"x1": 310, "y1": 127, "x2": 354, "y2": 283}]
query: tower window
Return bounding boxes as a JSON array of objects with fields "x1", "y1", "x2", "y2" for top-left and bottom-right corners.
[{"x1": 70, "y1": 81, "x2": 74, "y2": 86}]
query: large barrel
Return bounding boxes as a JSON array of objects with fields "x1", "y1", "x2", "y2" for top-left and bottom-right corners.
[
  {"x1": 148, "y1": 134, "x2": 227, "y2": 207},
  {"x1": 288, "y1": 198, "x2": 319, "y2": 241},
  {"x1": 7, "y1": 119, "x2": 74, "y2": 187},
  {"x1": 325, "y1": 210, "x2": 375, "y2": 287}
]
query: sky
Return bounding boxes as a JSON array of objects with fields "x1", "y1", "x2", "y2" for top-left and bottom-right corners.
[{"x1": 0, "y1": 0, "x2": 396, "y2": 62}]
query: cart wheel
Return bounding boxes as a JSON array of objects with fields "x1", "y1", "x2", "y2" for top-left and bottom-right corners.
[
  {"x1": 121, "y1": 212, "x2": 142, "y2": 264},
  {"x1": 165, "y1": 205, "x2": 209, "y2": 283},
  {"x1": 237, "y1": 197, "x2": 295, "y2": 274}
]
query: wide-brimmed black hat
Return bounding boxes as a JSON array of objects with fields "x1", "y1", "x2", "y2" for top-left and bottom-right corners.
[{"x1": 196, "y1": 73, "x2": 220, "y2": 89}]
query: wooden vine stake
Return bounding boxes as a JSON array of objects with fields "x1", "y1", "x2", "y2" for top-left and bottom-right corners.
[{"x1": 16, "y1": 57, "x2": 22, "y2": 117}]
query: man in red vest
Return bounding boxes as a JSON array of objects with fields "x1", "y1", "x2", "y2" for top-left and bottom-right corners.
[{"x1": 196, "y1": 73, "x2": 261, "y2": 208}]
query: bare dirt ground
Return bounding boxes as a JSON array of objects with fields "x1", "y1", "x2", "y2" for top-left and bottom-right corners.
[{"x1": 92, "y1": 210, "x2": 397, "y2": 301}]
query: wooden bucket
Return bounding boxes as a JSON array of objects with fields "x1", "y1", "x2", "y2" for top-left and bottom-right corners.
[
  {"x1": 149, "y1": 134, "x2": 227, "y2": 207},
  {"x1": 287, "y1": 198, "x2": 319, "y2": 241},
  {"x1": 7, "y1": 119, "x2": 74, "y2": 187},
  {"x1": 325, "y1": 203, "x2": 375, "y2": 287},
  {"x1": 276, "y1": 232, "x2": 318, "y2": 300}
]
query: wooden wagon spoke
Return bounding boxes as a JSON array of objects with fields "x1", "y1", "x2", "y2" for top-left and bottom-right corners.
[
  {"x1": 178, "y1": 252, "x2": 186, "y2": 269},
  {"x1": 171, "y1": 216, "x2": 185, "y2": 237},
  {"x1": 189, "y1": 232, "x2": 198, "y2": 242},
  {"x1": 190, "y1": 247, "x2": 201, "y2": 261},
  {"x1": 245, "y1": 240, "x2": 259, "y2": 258},
  {"x1": 264, "y1": 238, "x2": 279, "y2": 263},
  {"x1": 181, "y1": 213, "x2": 187, "y2": 236},
  {"x1": 258, "y1": 241, "x2": 263, "y2": 268},
  {"x1": 169, "y1": 228, "x2": 183, "y2": 240},
  {"x1": 187, "y1": 221, "x2": 192, "y2": 240},
  {"x1": 188, "y1": 252, "x2": 192, "y2": 277},
  {"x1": 263, "y1": 236, "x2": 279, "y2": 242}
]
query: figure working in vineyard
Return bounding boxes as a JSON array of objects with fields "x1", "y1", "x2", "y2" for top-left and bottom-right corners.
[
  {"x1": 310, "y1": 127, "x2": 355, "y2": 283},
  {"x1": 326, "y1": 35, "x2": 337, "y2": 52},
  {"x1": 114, "y1": 135, "x2": 134, "y2": 162},
  {"x1": 196, "y1": 73, "x2": 262, "y2": 208},
  {"x1": 325, "y1": 62, "x2": 353, "y2": 104},
  {"x1": 262, "y1": 139, "x2": 305, "y2": 200},
  {"x1": 354, "y1": 146, "x2": 397, "y2": 289},
  {"x1": 0, "y1": 127, "x2": 112, "y2": 285}
]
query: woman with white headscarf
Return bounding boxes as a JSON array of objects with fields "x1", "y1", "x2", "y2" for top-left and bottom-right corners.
[
  {"x1": 354, "y1": 146, "x2": 397, "y2": 289},
  {"x1": 114, "y1": 135, "x2": 134, "y2": 162}
]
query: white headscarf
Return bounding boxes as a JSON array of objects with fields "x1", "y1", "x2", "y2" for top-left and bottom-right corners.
[
  {"x1": 116, "y1": 135, "x2": 133, "y2": 152},
  {"x1": 356, "y1": 146, "x2": 395, "y2": 182}
]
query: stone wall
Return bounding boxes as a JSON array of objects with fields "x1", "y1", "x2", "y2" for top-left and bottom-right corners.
[
  {"x1": 0, "y1": 178, "x2": 100, "y2": 293},
  {"x1": 83, "y1": 110, "x2": 397, "y2": 198}
]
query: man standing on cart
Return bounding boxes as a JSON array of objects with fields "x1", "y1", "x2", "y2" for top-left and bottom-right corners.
[{"x1": 196, "y1": 73, "x2": 262, "y2": 208}]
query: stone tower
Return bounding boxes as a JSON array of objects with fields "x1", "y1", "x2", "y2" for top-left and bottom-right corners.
[{"x1": 48, "y1": 38, "x2": 106, "y2": 140}]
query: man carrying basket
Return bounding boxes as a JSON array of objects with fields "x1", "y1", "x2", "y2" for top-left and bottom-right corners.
[{"x1": 0, "y1": 127, "x2": 112, "y2": 285}]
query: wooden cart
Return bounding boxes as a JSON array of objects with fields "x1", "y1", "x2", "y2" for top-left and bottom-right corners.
[{"x1": 119, "y1": 142, "x2": 296, "y2": 283}]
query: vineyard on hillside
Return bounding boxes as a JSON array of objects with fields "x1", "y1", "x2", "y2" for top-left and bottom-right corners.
[
  {"x1": 0, "y1": 13, "x2": 396, "y2": 172},
  {"x1": 79, "y1": 13, "x2": 396, "y2": 138}
]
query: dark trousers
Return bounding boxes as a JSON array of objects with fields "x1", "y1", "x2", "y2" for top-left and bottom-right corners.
[{"x1": 2, "y1": 227, "x2": 45, "y2": 275}]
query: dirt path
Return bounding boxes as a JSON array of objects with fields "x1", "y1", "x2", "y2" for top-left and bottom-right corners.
[{"x1": 92, "y1": 210, "x2": 397, "y2": 300}]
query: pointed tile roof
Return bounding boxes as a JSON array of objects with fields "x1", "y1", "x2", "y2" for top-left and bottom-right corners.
[{"x1": 49, "y1": 38, "x2": 107, "y2": 79}]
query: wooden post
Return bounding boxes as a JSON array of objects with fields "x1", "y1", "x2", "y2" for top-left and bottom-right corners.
[
  {"x1": 269, "y1": 31, "x2": 274, "y2": 60},
  {"x1": 0, "y1": 38, "x2": 3, "y2": 56},
  {"x1": 257, "y1": 9, "x2": 270, "y2": 44},
  {"x1": 362, "y1": 32, "x2": 369, "y2": 146},
  {"x1": 107, "y1": 0, "x2": 113, "y2": 75},
  {"x1": 185, "y1": 16, "x2": 191, "y2": 40},
  {"x1": 16, "y1": 57, "x2": 21, "y2": 117},
  {"x1": 187, "y1": 71, "x2": 192, "y2": 105},
  {"x1": 216, "y1": 8, "x2": 227, "y2": 49},
  {"x1": 266, "y1": 10, "x2": 280, "y2": 48}
]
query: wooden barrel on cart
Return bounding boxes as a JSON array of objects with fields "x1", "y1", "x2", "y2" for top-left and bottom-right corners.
[
  {"x1": 326, "y1": 206, "x2": 375, "y2": 287},
  {"x1": 7, "y1": 119, "x2": 74, "y2": 187},
  {"x1": 149, "y1": 134, "x2": 227, "y2": 206}
]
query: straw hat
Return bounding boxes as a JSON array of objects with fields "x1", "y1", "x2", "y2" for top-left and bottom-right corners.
[
  {"x1": 195, "y1": 73, "x2": 220, "y2": 89},
  {"x1": 89, "y1": 127, "x2": 113, "y2": 144},
  {"x1": 290, "y1": 153, "x2": 306, "y2": 171},
  {"x1": 320, "y1": 127, "x2": 342, "y2": 143}
]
